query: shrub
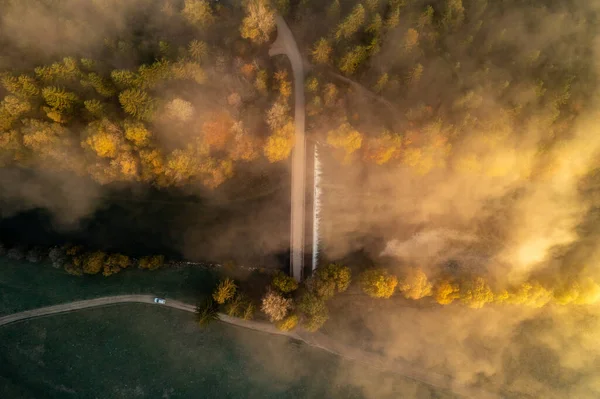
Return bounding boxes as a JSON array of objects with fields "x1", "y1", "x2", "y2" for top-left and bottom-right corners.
[
  {"x1": 272, "y1": 271, "x2": 298, "y2": 293},
  {"x1": 261, "y1": 290, "x2": 292, "y2": 322},
  {"x1": 196, "y1": 299, "x2": 219, "y2": 327},
  {"x1": 213, "y1": 277, "x2": 237, "y2": 304},
  {"x1": 242, "y1": 301, "x2": 255, "y2": 320},
  {"x1": 359, "y1": 268, "x2": 398, "y2": 298},
  {"x1": 138, "y1": 255, "x2": 165, "y2": 270},
  {"x1": 298, "y1": 292, "x2": 327, "y2": 316},
  {"x1": 26, "y1": 247, "x2": 44, "y2": 263},
  {"x1": 302, "y1": 311, "x2": 329, "y2": 332},
  {"x1": 276, "y1": 314, "x2": 299, "y2": 332}
]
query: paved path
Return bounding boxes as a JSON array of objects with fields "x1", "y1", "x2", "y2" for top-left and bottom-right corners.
[
  {"x1": 0, "y1": 295, "x2": 297, "y2": 339},
  {"x1": 270, "y1": 15, "x2": 306, "y2": 282},
  {"x1": 0, "y1": 296, "x2": 500, "y2": 398}
]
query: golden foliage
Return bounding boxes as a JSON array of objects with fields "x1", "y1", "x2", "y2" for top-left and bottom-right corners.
[
  {"x1": 240, "y1": 0, "x2": 275, "y2": 44},
  {"x1": 359, "y1": 268, "x2": 398, "y2": 298},
  {"x1": 125, "y1": 122, "x2": 151, "y2": 148},
  {"x1": 182, "y1": 0, "x2": 214, "y2": 27},
  {"x1": 364, "y1": 130, "x2": 402, "y2": 165},
  {"x1": 276, "y1": 314, "x2": 299, "y2": 331},
  {"x1": 435, "y1": 279, "x2": 461, "y2": 305},
  {"x1": 327, "y1": 122, "x2": 363, "y2": 160},
  {"x1": 213, "y1": 277, "x2": 237, "y2": 304},
  {"x1": 460, "y1": 277, "x2": 494, "y2": 309},
  {"x1": 312, "y1": 38, "x2": 332, "y2": 65},
  {"x1": 399, "y1": 268, "x2": 433, "y2": 300},
  {"x1": 335, "y1": 4, "x2": 365, "y2": 40},
  {"x1": 264, "y1": 121, "x2": 294, "y2": 162},
  {"x1": 84, "y1": 120, "x2": 122, "y2": 158}
]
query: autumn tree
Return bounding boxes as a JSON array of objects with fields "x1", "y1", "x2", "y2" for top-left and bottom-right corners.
[
  {"x1": 240, "y1": 0, "x2": 275, "y2": 44},
  {"x1": 554, "y1": 278, "x2": 600, "y2": 305},
  {"x1": 84, "y1": 120, "x2": 122, "y2": 158},
  {"x1": 364, "y1": 130, "x2": 402, "y2": 165},
  {"x1": 460, "y1": 276, "x2": 494, "y2": 309},
  {"x1": 335, "y1": 4, "x2": 365, "y2": 40},
  {"x1": 435, "y1": 279, "x2": 461, "y2": 305},
  {"x1": 164, "y1": 98, "x2": 194, "y2": 122},
  {"x1": 312, "y1": 39, "x2": 332, "y2": 65},
  {"x1": 312, "y1": 263, "x2": 351, "y2": 298},
  {"x1": 359, "y1": 268, "x2": 398, "y2": 299},
  {"x1": 202, "y1": 112, "x2": 234, "y2": 151},
  {"x1": 338, "y1": 45, "x2": 368, "y2": 75},
  {"x1": 82, "y1": 251, "x2": 106, "y2": 275},
  {"x1": 398, "y1": 268, "x2": 433, "y2": 300},
  {"x1": 188, "y1": 40, "x2": 209, "y2": 62},
  {"x1": 138, "y1": 255, "x2": 165, "y2": 270},
  {"x1": 261, "y1": 289, "x2": 292, "y2": 322},
  {"x1": 272, "y1": 271, "x2": 298, "y2": 293},
  {"x1": 264, "y1": 121, "x2": 294, "y2": 162},
  {"x1": 182, "y1": 0, "x2": 214, "y2": 27},
  {"x1": 213, "y1": 277, "x2": 237, "y2": 304},
  {"x1": 327, "y1": 122, "x2": 363, "y2": 160},
  {"x1": 103, "y1": 253, "x2": 131, "y2": 276},
  {"x1": 124, "y1": 121, "x2": 152, "y2": 148},
  {"x1": 298, "y1": 292, "x2": 329, "y2": 332},
  {"x1": 119, "y1": 89, "x2": 155, "y2": 121}
]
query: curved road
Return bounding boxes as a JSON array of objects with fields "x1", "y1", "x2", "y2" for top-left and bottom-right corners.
[
  {"x1": 0, "y1": 297, "x2": 500, "y2": 398},
  {"x1": 0, "y1": 295, "x2": 294, "y2": 337},
  {"x1": 270, "y1": 16, "x2": 306, "y2": 282}
]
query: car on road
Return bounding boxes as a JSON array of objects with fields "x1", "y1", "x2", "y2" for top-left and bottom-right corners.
[{"x1": 154, "y1": 298, "x2": 166, "y2": 304}]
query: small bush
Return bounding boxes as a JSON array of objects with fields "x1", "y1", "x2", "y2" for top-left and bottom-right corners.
[
  {"x1": 138, "y1": 255, "x2": 165, "y2": 270},
  {"x1": 213, "y1": 277, "x2": 237, "y2": 304},
  {"x1": 272, "y1": 271, "x2": 298, "y2": 293},
  {"x1": 276, "y1": 314, "x2": 299, "y2": 332},
  {"x1": 196, "y1": 299, "x2": 219, "y2": 327}
]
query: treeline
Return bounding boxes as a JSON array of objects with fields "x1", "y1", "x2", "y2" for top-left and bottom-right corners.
[
  {"x1": 359, "y1": 267, "x2": 600, "y2": 308},
  {"x1": 0, "y1": 242, "x2": 165, "y2": 276}
]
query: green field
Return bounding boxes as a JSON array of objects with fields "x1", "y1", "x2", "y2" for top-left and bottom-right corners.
[
  {"x1": 0, "y1": 305, "x2": 456, "y2": 399},
  {"x1": 0, "y1": 258, "x2": 218, "y2": 315},
  {"x1": 0, "y1": 259, "x2": 457, "y2": 399}
]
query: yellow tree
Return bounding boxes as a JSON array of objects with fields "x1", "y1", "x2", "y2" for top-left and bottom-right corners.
[
  {"x1": 460, "y1": 277, "x2": 494, "y2": 309},
  {"x1": 264, "y1": 121, "x2": 294, "y2": 162},
  {"x1": 364, "y1": 130, "x2": 402, "y2": 165},
  {"x1": 338, "y1": 45, "x2": 368, "y2": 75},
  {"x1": 335, "y1": 4, "x2": 365, "y2": 40},
  {"x1": 359, "y1": 268, "x2": 398, "y2": 299},
  {"x1": 124, "y1": 121, "x2": 152, "y2": 148},
  {"x1": 182, "y1": 0, "x2": 214, "y2": 27},
  {"x1": 398, "y1": 268, "x2": 433, "y2": 300},
  {"x1": 84, "y1": 120, "x2": 122, "y2": 159},
  {"x1": 240, "y1": 0, "x2": 275, "y2": 44},
  {"x1": 327, "y1": 122, "x2": 363, "y2": 160},
  {"x1": 435, "y1": 279, "x2": 461, "y2": 305},
  {"x1": 312, "y1": 39, "x2": 333, "y2": 65}
]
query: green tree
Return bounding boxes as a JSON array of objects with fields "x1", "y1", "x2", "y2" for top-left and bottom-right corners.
[
  {"x1": 119, "y1": 89, "x2": 155, "y2": 121},
  {"x1": 213, "y1": 277, "x2": 237, "y2": 304},
  {"x1": 298, "y1": 292, "x2": 329, "y2": 332},
  {"x1": 272, "y1": 271, "x2": 299, "y2": 293},
  {"x1": 81, "y1": 73, "x2": 116, "y2": 97},
  {"x1": 359, "y1": 268, "x2": 398, "y2": 298},
  {"x1": 188, "y1": 40, "x2": 209, "y2": 62},
  {"x1": 312, "y1": 263, "x2": 351, "y2": 298},
  {"x1": 82, "y1": 251, "x2": 106, "y2": 275}
]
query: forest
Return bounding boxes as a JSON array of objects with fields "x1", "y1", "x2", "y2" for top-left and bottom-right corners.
[{"x1": 2, "y1": 1, "x2": 600, "y2": 397}]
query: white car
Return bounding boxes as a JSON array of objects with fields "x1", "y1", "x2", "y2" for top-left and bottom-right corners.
[{"x1": 154, "y1": 298, "x2": 166, "y2": 304}]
